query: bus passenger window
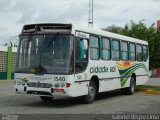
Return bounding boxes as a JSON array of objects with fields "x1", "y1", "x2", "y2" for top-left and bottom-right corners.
[
  {"x1": 90, "y1": 36, "x2": 99, "y2": 60},
  {"x1": 79, "y1": 39, "x2": 88, "y2": 60},
  {"x1": 143, "y1": 45, "x2": 148, "y2": 62},
  {"x1": 101, "y1": 38, "x2": 111, "y2": 60},
  {"x1": 136, "y1": 44, "x2": 143, "y2": 62},
  {"x1": 75, "y1": 38, "x2": 88, "y2": 73},
  {"x1": 121, "y1": 41, "x2": 129, "y2": 61},
  {"x1": 129, "y1": 43, "x2": 136, "y2": 61},
  {"x1": 111, "y1": 40, "x2": 120, "y2": 61}
]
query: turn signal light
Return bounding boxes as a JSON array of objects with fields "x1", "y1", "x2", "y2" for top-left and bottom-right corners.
[{"x1": 66, "y1": 83, "x2": 71, "y2": 88}]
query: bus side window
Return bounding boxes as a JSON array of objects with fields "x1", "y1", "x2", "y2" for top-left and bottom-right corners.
[
  {"x1": 143, "y1": 45, "x2": 148, "y2": 62},
  {"x1": 129, "y1": 43, "x2": 136, "y2": 61},
  {"x1": 111, "y1": 39, "x2": 120, "y2": 61},
  {"x1": 75, "y1": 38, "x2": 88, "y2": 73},
  {"x1": 136, "y1": 44, "x2": 143, "y2": 62},
  {"x1": 121, "y1": 41, "x2": 129, "y2": 61},
  {"x1": 101, "y1": 37, "x2": 111, "y2": 60},
  {"x1": 79, "y1": 38, "x2": 88, "y2": 60},
  {"x1": 90, "y1": 36, "x2": 100, "y2": 60}
]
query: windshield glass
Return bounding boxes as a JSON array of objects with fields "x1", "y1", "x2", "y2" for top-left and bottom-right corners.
[{"x1": 16, "y1": 34, "x2": 74, "y2": 74}]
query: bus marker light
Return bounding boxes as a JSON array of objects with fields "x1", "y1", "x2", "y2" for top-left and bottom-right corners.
[{"x1": 66, "y1": 83, "x2": 71, "y2": 88}]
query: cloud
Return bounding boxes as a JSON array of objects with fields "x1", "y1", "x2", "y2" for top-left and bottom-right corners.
[
  {"x1": 12, "y1": 1, "x2": 37, "y2": 24},
  {"x1": 153, "y1": 0, "x2": 160, "y2": 2},
  {"x1": 33, "y1": 0, "x2": 89, "y2": 25},
  {"x1": 0, "y1": 0, "x2": 13, "y2": 11},
  {"x1": 0, "y1": 0, "x2": 160, "y2": 45}
]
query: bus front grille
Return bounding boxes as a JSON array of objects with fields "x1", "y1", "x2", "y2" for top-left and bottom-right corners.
[{"x1": 27, "y1": 82, "x2": 52, "y2": 88}]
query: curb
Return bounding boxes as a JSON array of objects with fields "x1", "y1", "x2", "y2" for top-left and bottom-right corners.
[
  {"x1": 0, "y1": 80, "x2": 15, "y2": 84},
  {"x1": 145, "y1": 90, "x2": 160, "y2": 95}
]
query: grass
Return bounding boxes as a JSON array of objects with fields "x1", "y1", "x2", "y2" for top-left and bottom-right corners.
[{"x1": 136, "y1": 85, "x2": 160, "y2": 91}]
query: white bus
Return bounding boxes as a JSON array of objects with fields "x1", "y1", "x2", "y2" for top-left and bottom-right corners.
[{"x1": 14, "y1": 23, "x2": 149, "y2": 103}]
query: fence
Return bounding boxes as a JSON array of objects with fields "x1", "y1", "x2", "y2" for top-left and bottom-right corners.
[{"x1": 0, "y1": 46, "x2": 17, "y2": 80}]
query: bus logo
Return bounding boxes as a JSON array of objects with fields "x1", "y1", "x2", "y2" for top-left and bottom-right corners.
[{"x1": 90, "y1": 66, "x2": 109, "y2": 73}]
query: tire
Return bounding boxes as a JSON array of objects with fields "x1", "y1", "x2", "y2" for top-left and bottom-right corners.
[
  {"x1": 121, "y1": 77, "x2": 136, "y2": 95},
  {"x1": 40, "y1": 96, "x2": 53, "y2": 101},
  {"x1": 84, "y1": 81, "x2": 97, "y2": 104}
]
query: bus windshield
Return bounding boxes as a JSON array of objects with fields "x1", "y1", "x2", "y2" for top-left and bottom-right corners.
[{"x1": 16, "y1": 34, "x2": 74, "y2": 74}]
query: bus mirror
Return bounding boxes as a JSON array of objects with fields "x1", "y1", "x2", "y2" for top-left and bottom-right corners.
[{"x1": 83, "y1": 39, "x2": 88, "y2": 50}]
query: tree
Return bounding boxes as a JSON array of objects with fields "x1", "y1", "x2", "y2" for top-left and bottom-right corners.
[
  {"x1": 102, "y1": 20, "x2": 160, "y2": 70},
  {"x1": 102, "y1": 24, "x2": 123, "y2": 34}
]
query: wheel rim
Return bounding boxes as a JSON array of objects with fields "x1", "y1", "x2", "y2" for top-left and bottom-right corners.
[
  {"x1": 88, "y1": 85, "x2": 95, "y2": 101},
  {"x1": 131, "y1": 79, "x2": 135, "y2": 93}
]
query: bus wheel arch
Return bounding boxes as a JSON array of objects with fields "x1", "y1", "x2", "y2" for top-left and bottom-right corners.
[
  {"x1": 83, "y1": 75, "x2": 99, "y2": 104},
  {"x1": 131, "y1": 73, "x2": 136, "y2": 85},
  {"x1": 91, "y1": 75, "x2": 99, "y2": 94},
  {"x1": 121, "y1": 73, "x2": 136, "y2": 95}
]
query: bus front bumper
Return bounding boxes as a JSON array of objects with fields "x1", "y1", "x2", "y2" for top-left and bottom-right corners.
[{"x1": 14, "y1": 85, "x2": 71, "y2": 98}]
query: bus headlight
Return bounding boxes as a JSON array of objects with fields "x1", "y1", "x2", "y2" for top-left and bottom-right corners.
[
  {"x1": 55, "y1": 83, "x2": 60, "y2": 87},
  {"x1": 61, "y1": 83, "x2": 65, "y2": 87},
  {"x1": 55, "y1": 83, "x2": 65, "y2": 88}
]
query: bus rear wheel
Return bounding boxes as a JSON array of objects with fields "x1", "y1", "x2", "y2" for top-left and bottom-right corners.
[
  {"x1": 40, "y1": 96, "x2": 53, "y2": 101},
  {"x1": 84, "y1": 81, "x2": 96, "y2": 104},
  {"x1": 121, "y1": 77, "x2": 136, "y2": 95}
]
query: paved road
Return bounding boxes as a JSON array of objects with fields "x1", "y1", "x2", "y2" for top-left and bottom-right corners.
[{"x1": 0, "y1": 78, "x2": 160, "y2": 119}]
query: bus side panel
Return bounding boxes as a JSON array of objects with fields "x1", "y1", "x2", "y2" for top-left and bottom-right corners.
[
  {"x1": 68, "y1": 74, "x2": 89, "y2": 97},
  {"x1": 99, "y1": 78, "x2": 121, "y2": 92},
  {"x1": 121, "y1": 77, "x2": 131, "y2": 88},
  {"x1": 136, "y1": 76, "x2": 148, "y2": 85},
  {"x1": 85, "y1": 61, "x2": 122, "y2": 93},
  {"x1": 134, "y1": 67, "x2": 148, "y2": 85},
  {"x1": 70, "y1": 82, "x2": 89, "y2": 97}
]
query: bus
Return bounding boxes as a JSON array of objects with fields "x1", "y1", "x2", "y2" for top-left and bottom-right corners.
[{"x1": 14, "y1": 23, "x2": 149, "y2": 103}]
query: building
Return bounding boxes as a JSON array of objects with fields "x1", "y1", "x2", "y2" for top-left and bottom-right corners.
[{"x1": 0, "y1": 46, "x2": 17, "y2": 80}]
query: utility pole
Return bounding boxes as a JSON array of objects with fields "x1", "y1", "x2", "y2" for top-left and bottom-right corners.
[{"x1": 88, "y1": 0, "x2": 94, "y2": 28}]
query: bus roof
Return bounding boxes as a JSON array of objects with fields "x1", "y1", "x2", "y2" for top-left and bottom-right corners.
[
  {"x1": 73, "y1": 25, "x2": 148, "y2": 45},
  {"x1": 21, "y1": 23, "x2": 148, "y2": 45}
]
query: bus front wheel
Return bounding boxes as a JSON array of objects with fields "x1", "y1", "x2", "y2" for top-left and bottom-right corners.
[
  {"x1": 121, "y1": 77, "x2": 136, "y2": 95},
  {"x1": 40, "y1": 96, "x2": 53, "y2": 101},
  {"x1": 84, "y1": 81, "x2": 96, "y2": 104}
]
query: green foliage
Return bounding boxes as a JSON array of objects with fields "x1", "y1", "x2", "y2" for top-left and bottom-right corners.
[
  {"x1": 102, "y1": 24, "x2": 123, "y2": 34},
  {"x1": 137, "y1": 85, "x2": 160, "y2": 91},
  {"x1": 103, "y1": 20, "x2": 160, "y2": 69}
]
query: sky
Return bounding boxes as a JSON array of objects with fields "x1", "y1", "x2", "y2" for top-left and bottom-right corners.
[{"x1": 0, "y1": 0, "x2": 160, "y2": 45}]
